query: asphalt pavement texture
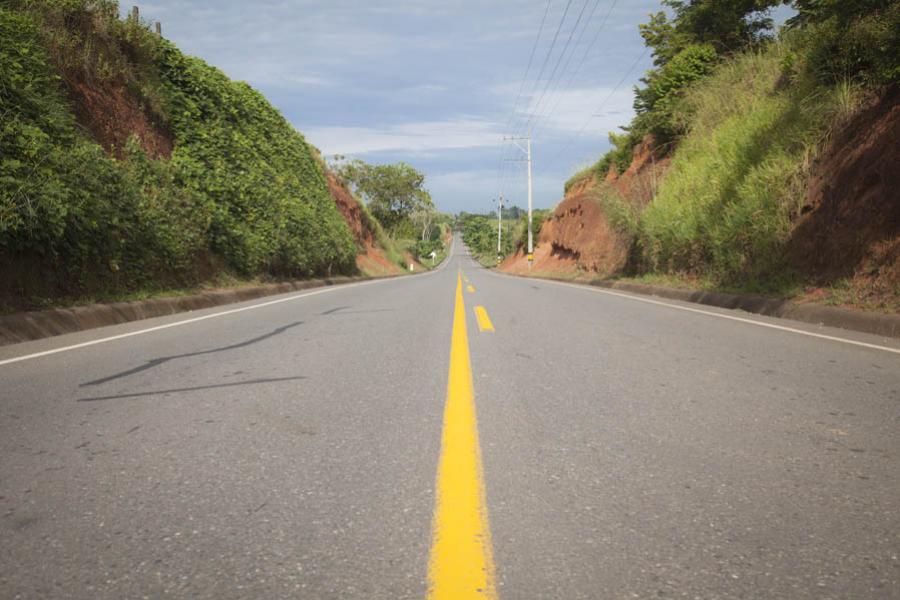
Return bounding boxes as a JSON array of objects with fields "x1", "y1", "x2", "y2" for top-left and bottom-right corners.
[{"x1": 2, "y1": 237, "x2": 899, "y2": 599}]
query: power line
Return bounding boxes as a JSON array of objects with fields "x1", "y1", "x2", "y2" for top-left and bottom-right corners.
[
  {"x1": 511, "y1": 0, "x2": 573, "y2": 137},
  {"x1": 530, "y1": 0, "x2": 618, "y2": 142},
  {"x1": 497, "y1": 0, "x2": 553, "y2": 198},
  {"x1": 519, "y1": 0, "x2": 594, "y2": 138},
  {"x1": 528, "y1": 0, "x2": 604, "y2": 140},
  {"x1": 536, "y1": 45, "x2": 649, "y2": 178},
  {"x1": 505, "y1": 0, "x2": 553, "y2": 134},
  {"x1": 497, "y1": 0, "x2": 552, "y2": 204},
  {"x1": 501, "y1": 0, "x2": 573, "y2": 199}
]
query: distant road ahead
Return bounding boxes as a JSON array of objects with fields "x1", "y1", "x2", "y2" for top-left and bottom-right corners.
[{"x1": 2, "y1": 237, "x2": 898, "y2": 598}]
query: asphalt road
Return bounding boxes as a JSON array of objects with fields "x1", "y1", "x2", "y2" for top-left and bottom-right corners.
[{"x1": 2, "y1": 237, "x2": 899, "y2": 599}]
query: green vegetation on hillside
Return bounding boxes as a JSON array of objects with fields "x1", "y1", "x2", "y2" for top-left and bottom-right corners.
[
  {"x1": 566, "y1": 0, "x2": 898, "y2": 191},
  {"x1": 1, "y1": 0, "x2": 357, "y2": 309},
  {"x1": 637, "y1": 42, "x2": 849, "y2": 285},
  {"x1": 565, "y1": 0, "x2": 898, "y2": 295},
  {"x1": 332, "y1": 158, "x2": 435, "y2": 237},
  {"x1": 460, "y1": 210, "x2": 550, "y2": 265},
  {"x1": 332, "y1": 157, "x2": 449, "y2": 265}
]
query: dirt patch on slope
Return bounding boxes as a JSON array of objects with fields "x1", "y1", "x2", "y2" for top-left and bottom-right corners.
[
  {"x1": 501, "y1": 135, "x2": 668, "y2": 277},
  {"x1": 66, "y1": 78, "x2": 173, "y2": 159},
  {"x1": 788, "y1": 85, "x2": 900, "y2": 310},
  {"x1": 356, "y1": 243, "x2": 400, "y2": 276},
  {"x1": 325, "y1": 171, "x2": 403, "y2": 276},
  {"x1": 506, "y1": 189, "x2": 631, "y2": 276},
  {"x1": 605, "y1": 134, "x2": 670, "y2": 207},
  {"x1": 326, "y1": 171, "x2": 374, "y2": 247}
]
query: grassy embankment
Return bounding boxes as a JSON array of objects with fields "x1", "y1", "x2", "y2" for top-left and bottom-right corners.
[
  {"x1": 561, "y1": 5, "x2": 898, "y2": 310},
  {"x1": 1, "y1": 1, "x2": 362, "y2": 312}
]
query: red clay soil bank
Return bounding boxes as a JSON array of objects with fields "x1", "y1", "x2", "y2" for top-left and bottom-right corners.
[
  {"x1": 788, "y1": 85, "x2": 900, "y2": 310},
  {"x1": 326, "y1": 171, "x2": 375, "y2": 247},
  {"x1": 67, "y1": 78, "x2": 173, "y2": 159},
  {"x1": 501, "y1": 135, "x2": 668, "y2": 277},
  {"x1": 500, "y1": 187, "x2": 628, "y2": 276},
  {"x1": 604, "y1": 134, "x2": 670, "y2": 204},
  {"x1": 357, "y1": 243, "x2": 401, "y2": 276},
  {"x1": 325, "y1": 171, "x2": 404, "y2": 276}
]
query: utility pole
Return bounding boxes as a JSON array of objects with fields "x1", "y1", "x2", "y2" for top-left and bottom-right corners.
[
  {"x1": 526, "y1": 135, "x2": 533, "y2": 267},
  {"x1": 497, "y1": 192, "x2": 503, "y2": 257},
  {"x1": 503, "y1": 133, "x2": 533, "y2": 269}
]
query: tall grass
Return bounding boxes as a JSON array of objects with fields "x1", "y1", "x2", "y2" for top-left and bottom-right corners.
[
  {"x1": 564, "y1": 165, "x2": 595, "y2": 193},
  {"x1": 587, "y1": 185, "x2": 640, "y2": 236},
  {"x1": 636, "y1": 42, "x2": 848, "y2": 288}
]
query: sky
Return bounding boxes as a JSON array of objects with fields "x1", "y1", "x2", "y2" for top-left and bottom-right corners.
[{"x1": 129, "y1": 1, "x2": 773, "y2": 214}]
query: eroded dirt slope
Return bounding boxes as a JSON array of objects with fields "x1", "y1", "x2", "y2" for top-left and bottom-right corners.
[
  {"x1": 325, "y1": 172, "x2": 404, "y2": 277},
  {"x1": 66, "y1": 76, "x2": 173, "y2": 159},
  {"x1": 501, "y1": 135, "x2": 668, "y2": 276},
  {"x1": 788, "y1": 85, "x2": 900, "y2": 310}
]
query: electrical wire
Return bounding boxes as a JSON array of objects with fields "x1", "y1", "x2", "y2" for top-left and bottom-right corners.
[{"x1": 536, "y1": 45, "x2": 649, "y2": 178}]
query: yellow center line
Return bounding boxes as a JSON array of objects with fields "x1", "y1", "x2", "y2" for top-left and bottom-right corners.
[
  {"x1": 474, "y1": 306, "x2": 495, "y2": 333},
  {"x1": 466, "y1": 284, "x2": 476, "y2": 293},
  {"x1": 427, "y1": 272, "x2": 497, "y2": 600}
]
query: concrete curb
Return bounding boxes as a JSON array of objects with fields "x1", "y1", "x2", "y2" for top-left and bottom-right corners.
[
  {"x1": 500, "y1": 271, "x2": 900, "y2": 339},
  {"x1": 0, "y1": 275, "x2": 389, "y2": 347},
  {"x1": 587, "y1": 279, "x2": 900, "y2": 339}
]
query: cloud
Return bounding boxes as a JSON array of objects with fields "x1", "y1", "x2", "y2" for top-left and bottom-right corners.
[
  {"x1": 130, "y1": 0, "x2": 661, "y2": 212},
  {"x1": 426, "y1": 169, "x2": 506, "y2": 212},
  {"x1": 516, "y1": 86, "x2": 636, "y2": 137},
  {"x1": 426, "y1": 167, "x2": 565, "y2": 213},
  {"x1": 304, "y1": 118, "x2": 504, "y2": 156}
]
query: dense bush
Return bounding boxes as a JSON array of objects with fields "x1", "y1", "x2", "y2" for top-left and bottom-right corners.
[
  {"x1": 795, "y1": 1, "x2": 900, "y2": 84},
  {"x1": 414, "y1": 238, "x2": 443, "y2": 260},
  {"x1": 633, "y1": 44, "x2": 718, "y2": 142},
  {"x1": 156, "y1": 43, "x2": 355, "y2": 276},
  {"x1": 514, "y1": 210, "x2": 549, "y2": 252},
  {"x1": 1, "y1": 1, "x2": 357, "y2": 306},
  {"x1": 459, "y1": 214, "x2": 496, "y2": 257},
  {"x1": 0, "y1": 7, "x2": 200, "y2": 290}
]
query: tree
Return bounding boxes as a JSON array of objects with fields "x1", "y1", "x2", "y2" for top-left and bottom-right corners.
[
  {"x1": 640, "y1": 0, "x2": 784, "y2": 67},
  {"x1": 409, "y1": 197, "x2": 437, "y2": 241},
  {"x1": 786, "y1": 0, "x2": 899, "y2": 84},
  {"x1": 332, "y1": 158, "x2": 432, "y2": 235},
  {"x1": 633, "y1": 43, "x2": 718, "y2": 141},
  {"x1": 787, "y1": 0, "x2": 896, "y2": 27},
  {"x1": 629, "y1": 0, "x2": 783, "y2": 144}
]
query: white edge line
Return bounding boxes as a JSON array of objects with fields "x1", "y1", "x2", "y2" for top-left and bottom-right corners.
[
  {"x1": 483, "y1": 269, "x2": 900, "y2": 356},
  {"x1": 0, "y1": 266, "x2": 447, "y2": 367}
]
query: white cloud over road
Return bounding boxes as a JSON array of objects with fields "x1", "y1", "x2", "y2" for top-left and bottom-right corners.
[
  {"x1": 129, "y1": 0, "x2": 659, "y2": 211},
  {"x1": 304, "y1": 118, "x2": 505, "y2": 156}
]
